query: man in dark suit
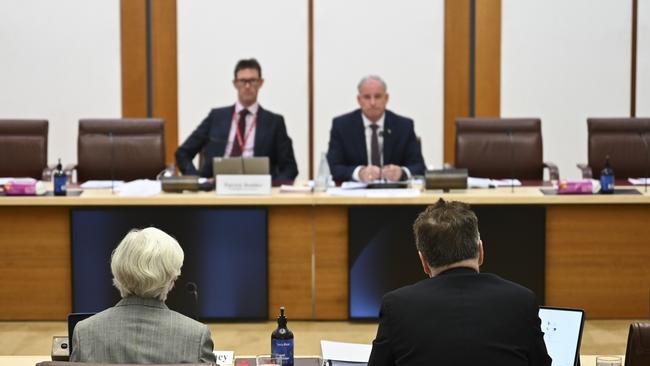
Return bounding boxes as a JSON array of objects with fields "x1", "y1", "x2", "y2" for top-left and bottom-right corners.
[
  {"x1": 368, "y1": 199, "x2": 551, "y2": 366},
  {"x1": 175, "y1": 59, "x2": 298, "y2": 181},
  {"x1": 327, "y1": 75, "x2": 425, "y2": 182}
]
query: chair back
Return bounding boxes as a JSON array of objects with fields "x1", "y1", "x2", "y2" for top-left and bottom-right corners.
[
  {"x1": 625, "y1": 322, "x2": 650, "y2": 366},
  {"x1": 588, "y1": 118, "x2": 650, "y2": 179},
  {"x1": 76, "y1": 119, "x2": 165, "y2": 182},
  {"x1": 0, "y1": 119, "x2": 48, "y2": 179},
  {"x1": 455, "y1": 118, "x2": 543, "y2": 179}
]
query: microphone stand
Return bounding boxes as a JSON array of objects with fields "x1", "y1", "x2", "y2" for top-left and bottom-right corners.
[
  {"x1": 640, "y1": 130, "x2": 649, "y2": 193},
  {"x1": 507, "y1": 129, "x2": 515, "y2": 193},
  {"x1": 109, "y1": 132, "x2": 115, "y2": 194}
]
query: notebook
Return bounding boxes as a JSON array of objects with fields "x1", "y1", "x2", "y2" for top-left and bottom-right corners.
[{"x1": 538, "y1": 306, "x2": 585, "y2": 366}]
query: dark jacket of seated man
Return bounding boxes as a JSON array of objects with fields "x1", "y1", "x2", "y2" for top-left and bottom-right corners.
[
  {"x1": 326, "y1": 109, "x2": 425, "y2": 182},
  {"x1": 175, "y1": 105, "x2": 299, "y2": 181},
  {"x1": 368, "y1": 200, "x2": 551, "y2": 366}
]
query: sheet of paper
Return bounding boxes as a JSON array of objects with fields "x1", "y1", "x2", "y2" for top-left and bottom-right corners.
[
  {"x1": 115, "y1": 179, "x2": 161, "y2": 197},
  {"x1": 280, "y1": 184, "x2": 313, "y2": 193},
  {"x1": 467, "y1": 177, "x2": 522, "y2": 188},
  {"x1": 80, "y1": 180, "x2": 124, "y2": 189},
  {"x1": 628, "y1": 177, "x2": 650, "y2": 185},
  {"x1": 321, "y1": 340, "x2": 372, "y2": 363}
]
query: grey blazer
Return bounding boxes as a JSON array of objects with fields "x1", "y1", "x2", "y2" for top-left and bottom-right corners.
[{"x1": 70, "y1": 296, "x2": 216, "y2": 364}]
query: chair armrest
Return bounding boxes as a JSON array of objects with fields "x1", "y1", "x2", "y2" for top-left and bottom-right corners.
[
  {"x1": 543, "y1": 161, "x2": 560, "y2": 181},
  {"x1": 576, "y1": 163, "x2": 592, "y2": 179}
]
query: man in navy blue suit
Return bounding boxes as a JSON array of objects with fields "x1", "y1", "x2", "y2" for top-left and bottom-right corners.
[
  {"x1": 326, "y1": 75, "x2": 425, "y2": 182},
  {"x1": 175, "y1": 59, "x2": 298, "y2": 181}
]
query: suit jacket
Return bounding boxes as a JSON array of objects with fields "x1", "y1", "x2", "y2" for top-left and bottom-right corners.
[
  {"x1": 175, "y1": 105, "x2": 298, "y2": 181},
  {"x1": 368, "y1": 267, "x2": 552, "y2": 366},
  {"x1": 326, "y1": 109, "x2": 425, "y2": 182},
  {"x1": 69, "y1": 296, "x2": 216, "y2": 364}
]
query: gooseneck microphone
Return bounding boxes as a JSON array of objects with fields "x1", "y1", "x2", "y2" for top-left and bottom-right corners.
[
  {"x1": 639, "y1": 130, "x2": 649, "y2": 193},
  {"x1": 506, "y1": 128, "x2": 516, "y2": 193},
  {"x1": 186, "y1": 282, "x2": 199, "y2": 320}
]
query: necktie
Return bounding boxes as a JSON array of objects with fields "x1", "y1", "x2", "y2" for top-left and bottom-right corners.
[
  {"x1": 370, "y1": 124, "x2": 381, "y2": 167},
  {"x1": 230, "y1": 108, "x2": 249, "y2": 157}
]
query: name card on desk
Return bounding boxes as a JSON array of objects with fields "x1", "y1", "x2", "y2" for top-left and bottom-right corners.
[{"x1": 216, "y1": 175, "x2": 271, "y2": 195}]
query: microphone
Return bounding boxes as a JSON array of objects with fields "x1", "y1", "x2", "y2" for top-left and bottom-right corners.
[
  {"x1": 186, "y1": 282, "x2": 199, "y2": 320},
  {"x1": 639, "y1": 130, "x2": 649, "y2": 193},
  {"x1": 506, "y1": 129, "x2": 515, "y2": 193}
]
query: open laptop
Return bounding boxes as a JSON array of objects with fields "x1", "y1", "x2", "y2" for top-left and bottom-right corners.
[
  {"x1": 67, "y1": 312, "x2": 95, "y2": 354},
  {"x1": 538, "y1": 306, "x2": 585, "y2": 366},
  {"x1": 213, "y1": 157, "x2": 269, "y2": 176}
]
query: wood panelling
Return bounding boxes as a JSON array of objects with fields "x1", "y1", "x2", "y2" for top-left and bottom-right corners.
[
  {"x1": 475, "y1": 0, "x2": 501, "y2": 117},
  {"x1": 444, "y1": 0, "x2": 471, "y2": 165},
  {"x1": 546, "y1": 205, "x2": 650, "y2": 318},
  {"x1": 444, "y1": 0, "x2": 502, "y2": 164},
  {"x1": 314, "y1": 206, "x2": 348, "y2": 319},
  {"x1": 120, "y1": 0, "x2": 148, "y2": 118},
  {"x1": 0, "y1": 207, "x2": 71, "y2": 320},
  {"x1": 151, "y1": 0, "x2": 178, "y2": 165},
  {"x1": 268, "y1": 206, "x2": 314, "y2": 319}
]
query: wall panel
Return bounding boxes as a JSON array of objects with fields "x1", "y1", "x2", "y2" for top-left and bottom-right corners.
[
  {"x1": 177, "y1": 0, "x2": 308, "y2": 179},
  {"x1": 638, "y1": 0, "x2": 650, "y2": 116},
  {"x1": 502, "y1": 0, "x2": 631, "y2": 179},
  {"x1": 0, "y1": 0, "x2": 121, "y2": 166},
  {"x1": 314, "y1": 0, "x2": 445, "y2": 171}
]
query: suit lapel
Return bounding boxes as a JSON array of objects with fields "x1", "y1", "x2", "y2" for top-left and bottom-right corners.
[
  {"x1": 215, "y1": 106, "x2": 235, "y2": 156},
  {"x1": 383, "y1": 112, "x2": 393, "y2": 164},
  {"x1": 253, "y1": 106, "x2": 269, "y2": 156},
  {"x1": 353, "y1": 110, "x2": 368, "y2": 165}
]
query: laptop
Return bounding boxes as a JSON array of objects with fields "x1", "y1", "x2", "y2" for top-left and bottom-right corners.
[
  {"x1": 67, "y1": 312, "x2": 95, "y2": 354},
  {"x1": 213, "y1": 157, "x2": 269, "y2": 175},
  {"x1": 538, "y1": 306, "x2": 585, "y2": 366}
]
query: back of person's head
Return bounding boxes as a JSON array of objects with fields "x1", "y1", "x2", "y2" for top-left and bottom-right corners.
[
  {"x1": 111, "y1": 227, "x2": 184, "y2": 301},
  {"x1": 413, "y1": 199, "x2": 480, "y2": 269},
  {"x1": 234, "y1": 58, "x2": 262, "y2": 78}
]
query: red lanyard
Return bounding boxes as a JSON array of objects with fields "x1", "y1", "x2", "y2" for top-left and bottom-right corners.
[{"x1": 232, "y1": 110, "x2": 257, "y2": 152}]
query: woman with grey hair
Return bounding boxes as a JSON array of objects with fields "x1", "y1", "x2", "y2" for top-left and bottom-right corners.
[{"x1": 70, "y1": 227, "x2": 216, "y2": 364}]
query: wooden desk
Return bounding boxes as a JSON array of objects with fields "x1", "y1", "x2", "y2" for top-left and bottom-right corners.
[{"x1": 1, "y1": 188, "x2": 649, "y2": 320}]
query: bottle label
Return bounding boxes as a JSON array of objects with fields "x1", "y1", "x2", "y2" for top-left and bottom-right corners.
[
  {"x1": 54, "y1": 175, "x2": 67, "y2": 195},
  {"x1": 600, "y1": 174, "x2": 615, "y2": 193},
  {"x1": 271, "y1": 339, "x2": 294, "y2": 366}
]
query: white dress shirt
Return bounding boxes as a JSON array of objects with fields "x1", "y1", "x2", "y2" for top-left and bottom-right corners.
[{"x1": 225, "y1": 102, "x2": 259, "y2": 157}]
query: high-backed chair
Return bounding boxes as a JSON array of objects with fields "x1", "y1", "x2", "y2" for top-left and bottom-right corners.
[
  {"x1": 0, "y1": 119, "x2": 48, "y2": 179},
  {"x1": 578, "y1": 118, "x2": 650, "y2": 179},
  {"x1": 455, "y1": 118, "x2": 559, "y2": 181},
  {"x1": 625, "y1": 322, "x2": 650, "y2": 366},
  {"x1": 76, "y1": 119, "x2": 165, "y2": 182}
]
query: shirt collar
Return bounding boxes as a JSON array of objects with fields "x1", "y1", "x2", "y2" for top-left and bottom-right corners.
[
  {"x1": 116, "y1": 295, "x2": 168, "y2": 309},
  {"x1": 235, "y1": 101, "x2": 259, "y2": 115},
  {"x1": 362, "y1": 112, "x2": 385, "y2": 131}
]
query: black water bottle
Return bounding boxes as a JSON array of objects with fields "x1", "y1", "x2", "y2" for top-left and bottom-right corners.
[
  {"x1": 600, "y1": 155, "x2": 615, "y2": 194},
  {"x1": 271, "y1": 306, "x2": 294, "y2": 366},
  {"x1": 53, "y1": 158, "x2": 66, "y2": 196}
]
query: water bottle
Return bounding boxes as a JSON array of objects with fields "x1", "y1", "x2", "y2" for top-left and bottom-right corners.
[
  {"x1": 599, "y1": 155, "x2": 615, "y2": 194},
  {"x1": 271, "y1": 306, "x2": 294, "y2": 366},
  {"x1": 53, "y1": 158, "x2": 66, "y2": 196},
  {"x1": 314, "y1": 152, "x2": 331, "y2": 192}
]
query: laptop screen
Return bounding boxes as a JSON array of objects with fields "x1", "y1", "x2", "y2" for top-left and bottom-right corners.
[
  {"x1": 538, "y1": 306, "x2": 585, "y2": 366},
  {"x1": 67, "y1": 312, "x2": 95, "y2": 354}
]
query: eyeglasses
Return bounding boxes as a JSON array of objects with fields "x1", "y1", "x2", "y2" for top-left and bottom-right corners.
[{"x1": 235, "y1": 78, "x2": 262, "y2": 86}]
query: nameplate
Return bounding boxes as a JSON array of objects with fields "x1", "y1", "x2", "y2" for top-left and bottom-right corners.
[
  {"x1": 213, "y1": 350, "x2": 234, "y2": 365},
  {"x1": 216, "y1": 175, "x2": 271, "y2": 195}
]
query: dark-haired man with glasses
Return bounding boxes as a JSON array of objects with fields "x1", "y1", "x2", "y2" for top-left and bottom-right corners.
[{"x1": 175, "y1": 58, "x2": 298, "y2": 181}]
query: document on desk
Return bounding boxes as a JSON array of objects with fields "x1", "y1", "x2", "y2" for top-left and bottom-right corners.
[
  {"x1": 321, "y1": 340, "x2": 371, "y2": 365},
  {"x1": 115, "y1": 179, "x2": 161, "y2": 197},
  {"x1": 80, "y1": 180, "x2": 125, "y2": 189},
  {"x1": 628, "y1": 177, "x2": 650, "y2": 185},
  {"x1": 327, "y1": 188, "x2": 420, "y2": 198},
  {"x1": 468, "y1": 177, "x2": 522, "y2": 188}
]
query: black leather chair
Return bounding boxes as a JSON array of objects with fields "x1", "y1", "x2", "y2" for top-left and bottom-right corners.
[
  {"x1": 625, "y1": 322, "x2": 650, "y2": 366},
  {"x1": 75, "y1": 119, "x2": 166, "y2": 182},
  {"x1": 455, "y1": 118, "x2": 559, "y2": 181},
  {"x1": 578, "y1": 118, "x2": 650, "y2": 179},
  {"x1": 0, "y1": 119, "x2": 49, "y2": 179}
]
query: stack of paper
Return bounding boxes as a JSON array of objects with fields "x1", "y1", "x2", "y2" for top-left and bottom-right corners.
[
  {"x1": 628, "y1": 178, "x2": 650, "y2": 185},
  {"x1": 321, "y1": 340, "x2": 371, "y2": 366},
  {"x1": 467, "y1": 177, "x2": 522, "y2": 188}
]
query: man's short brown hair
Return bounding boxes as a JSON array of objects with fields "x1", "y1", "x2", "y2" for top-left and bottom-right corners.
[{"x1": 413, "y1": 199, "x2": 480, "y2": 269}]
